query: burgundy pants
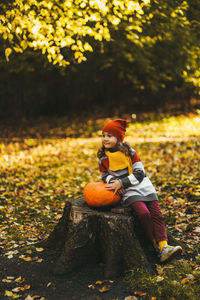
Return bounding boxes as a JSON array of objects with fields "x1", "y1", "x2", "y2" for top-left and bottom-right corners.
[{"x1": 131, "y1": 201, "x2": 167, "y2": 242}]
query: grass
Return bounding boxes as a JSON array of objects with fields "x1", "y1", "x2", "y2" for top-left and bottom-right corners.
[{"x1": 126, "y1": 259, "x2": 200, "y2": 299}]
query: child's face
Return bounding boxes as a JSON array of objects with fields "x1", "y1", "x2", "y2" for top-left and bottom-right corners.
[{"x1": 102, "y1": 132, "x2": 117, "y2": 149}]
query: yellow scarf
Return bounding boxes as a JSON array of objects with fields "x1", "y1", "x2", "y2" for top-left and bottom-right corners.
[{"x1": 105, "y1": 151, "x2": 132, "y2": 175}]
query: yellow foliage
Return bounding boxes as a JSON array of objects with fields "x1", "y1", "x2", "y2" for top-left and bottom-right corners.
[
  {"x1": 84, "y1": 42, "x2": 93, "y2": 52},
  {"x1": 5, "y1": 48, "x2": 12, "y2": 62},
  {"x1": 0, "y1": 0, "x2": 148, "y2": 66}
]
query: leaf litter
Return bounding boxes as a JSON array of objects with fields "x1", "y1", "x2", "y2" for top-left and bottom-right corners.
[{"x1": 0, "y1": 112, "x2": 200, "y2": 299}]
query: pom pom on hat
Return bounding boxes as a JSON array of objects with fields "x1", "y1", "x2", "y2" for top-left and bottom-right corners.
[{"x1": 102, "y1": 119, "x2": 130, "y2": 141}]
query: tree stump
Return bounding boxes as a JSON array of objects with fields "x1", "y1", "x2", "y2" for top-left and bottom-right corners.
[{"x1": 42, "y1": 197, "x2": 155, "y2": 278}]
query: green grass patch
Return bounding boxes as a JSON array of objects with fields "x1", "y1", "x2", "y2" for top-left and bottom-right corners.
[{"x1": 126, "y1": 258, "x2": 200, "y2": 299}]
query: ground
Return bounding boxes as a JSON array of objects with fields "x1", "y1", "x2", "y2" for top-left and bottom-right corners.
[
  {"x1": 0, "y1": 248, "x2": 133, "y2": 300},
  {"x1": 0, "y1": 111, "x2": 200, "y2": 299}
]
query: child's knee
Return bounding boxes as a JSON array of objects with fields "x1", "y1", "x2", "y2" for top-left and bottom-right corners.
[{"x1": 137, "y1": 211, "x2": 151, "y2": 221}]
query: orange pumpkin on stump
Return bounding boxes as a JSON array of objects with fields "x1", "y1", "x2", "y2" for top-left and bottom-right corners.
[{"x1": 83, "y1": 182, "x2": 121, "y2": 207}]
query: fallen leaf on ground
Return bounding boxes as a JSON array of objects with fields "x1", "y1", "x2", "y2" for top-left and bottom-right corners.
[
  {"x1": 12, "y1": 287, "x2": 22, "y2": 292},
  {"x1": 5, "y1": 290, "x2": 20, "y2": 298},
  {"x1": 24, "y1": 284, "x2": 31, "y2": 290},
  {"x1": 95, "y1": 280, "x2": 103, "y2": 284},
  {"x1": 193, "y1": 227, "x2": 200, "y2": 233},
  {"x1": 22, "y1": 256, "x2": 32, "y2": 261},
  {"x1": 186, "y1": 274, "x2": 195, "y2": 281},
  {"x1": 36, "y1": 258, "x2": 43, "y2": 263},
  {"x1": 25, "y1": 296, "x2": 34, "y2": 300},
  {"x1": 47, "y1": 282, "x2": 52, "y2": 287},
  {"x1": 15, "y1": 277, "x2": 25, "y2": 283},
  {"x1": 99, "y1": 285, "x2": 110, "y2": 293},
  {"x1": 35, "y1": 248, "x2": 44, "y2": 252},
  {"x1": 156, "y1": 276, "x2": 164, "y2": 282},
  {"x1": 155, "y1": 264, "x2": 163, "y2": 275},
  {"x1": 19, "y1": 255, "x2": 32, "y2": 261},
  {"x1": 124, "y1": 296, "x2": 138, "y2": 300},
  {"x1": 134, "y1": 291, "x2": 147, "y2": 296},
  {"x1": 2, "y1": 279, "x2": 12, "y2": 283},
  {"x1": 88, "y1": 284, "x2": 95, "y2": 290},
  {"x1": 163, "y1": 264, "x2": 175, "y2": 269},
  {"x1": 181, "y1": 278, "x2": 189, "y2": 284}
]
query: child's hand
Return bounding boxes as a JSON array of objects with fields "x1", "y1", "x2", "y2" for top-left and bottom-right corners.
[
  {"x1": 106, "y1": 180, "x2": 122, "y2": 194},
  {"x1": 117, "y1": 187, "x2": 125, "y2": 196}
]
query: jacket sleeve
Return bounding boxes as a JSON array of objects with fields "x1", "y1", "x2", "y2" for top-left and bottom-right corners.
[
  {"x1": 98, "y1": 158, "x2": 116, "y2": 183},
  {"x1": 120, "y1": 151, "x2": 146, "y2": 189}
]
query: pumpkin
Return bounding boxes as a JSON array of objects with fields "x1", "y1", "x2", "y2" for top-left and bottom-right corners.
[{"x1": 83, "y1": 182, "x2": 121, "y2": 207}]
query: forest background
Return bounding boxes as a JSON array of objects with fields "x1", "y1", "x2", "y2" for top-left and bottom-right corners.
[
  {"x1": 0, "y1": 0, "x2": 200, "y2": 118},
  {"x1": 0, "y1": 1, "x2": 200, "y2": 299}
]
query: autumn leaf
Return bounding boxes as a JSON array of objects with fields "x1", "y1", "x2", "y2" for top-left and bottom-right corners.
[
  {"x1": 186, "y1": 274, "x2": 195, "y2": 281},
  {"x1": 12, "y1": 287, "x2": 23, "y2": 292},
  {"x1": 134, "y1": 291, "x2": 147, "y2": 296},
  {"x1": 5, "y1": 290, "x2": 20, "y2": 298},
  {"x1": 164, "y1": 265, "x2": 175, "y2": 270},
  {"x1": 156, "y1": 276, "x2": 164, "y2": 282},
  {"x1": 25, "y1": 296, "x2": 42, "y2": 300},
  {"x1": 35, "y1": 248, "x2": 44, "y2": 252},
  {"x1": 98, "y1": 285, "x2": 110, "y2": 293},
  {"x1": 36, "y1": 258, "x2": 43, "y2": 263},
  {"x1": 25, "y1": 296, "x2": 34, "y2": 300},
  {"x1": 88, "y1": 284, "x2": 95, "y2": 290},
  {"x1": 155, "y1": 264, "x2": 163, "y2": 275},
  {"x1": 15, "y1": 277, "x2": 25, "y2": 284},
  {"x1": 181, "y1": 278, "x2": 189, "y2": 284},
  {"x1": 2, "y1": 278, "x2": 12, "y2": 283},
  {"x1": 19, "y1": 256, "x2": 32, "y2": 262},
  {"x1": 47, "y1": 282, "x2": 52, "y2": 287},
  {"x1": 95, "y1": 280, "x2": 103, "y2": 285},
  {"x1": 24, "y1": 284, "x2": 31, "y2": 290},
  {"x1": 5, "y1": 48, "x2": 12, "y2": 62}
]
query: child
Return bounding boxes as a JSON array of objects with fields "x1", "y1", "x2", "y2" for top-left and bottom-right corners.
[{"x1": 97, "y1": 119, "x2": 182, "y2": 262}]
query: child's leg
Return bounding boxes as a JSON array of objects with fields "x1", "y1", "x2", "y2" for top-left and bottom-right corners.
[
  {"x1": 146, "y1": 201, "x2": 168, "y2": 244},
  {"x1": 132, "y1": 201, "x2": 182, "y2": 262},
  {"x1": 131, "y1": 201, "x2": 155, "y2": 243},
  {"x1": 146, "y1": 201, "x2": 182, "y2": 261}
]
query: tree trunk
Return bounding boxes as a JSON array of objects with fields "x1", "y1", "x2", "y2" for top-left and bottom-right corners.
[{"x1": 41, "y1": 197, "x2": 155, "y2": 278}]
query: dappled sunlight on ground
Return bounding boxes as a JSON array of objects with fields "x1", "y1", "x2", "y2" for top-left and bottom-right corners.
[
  {"x1": 0, "y1": 112, "x2": 199, "y2": 248},
  {"x1": 127, "y1": 110, "x2": 200, "y2": 139}
]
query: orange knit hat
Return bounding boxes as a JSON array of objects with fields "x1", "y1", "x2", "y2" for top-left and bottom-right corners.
[{"x1": 102, "y1": 119, "x2": 130, "y2": 141}]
